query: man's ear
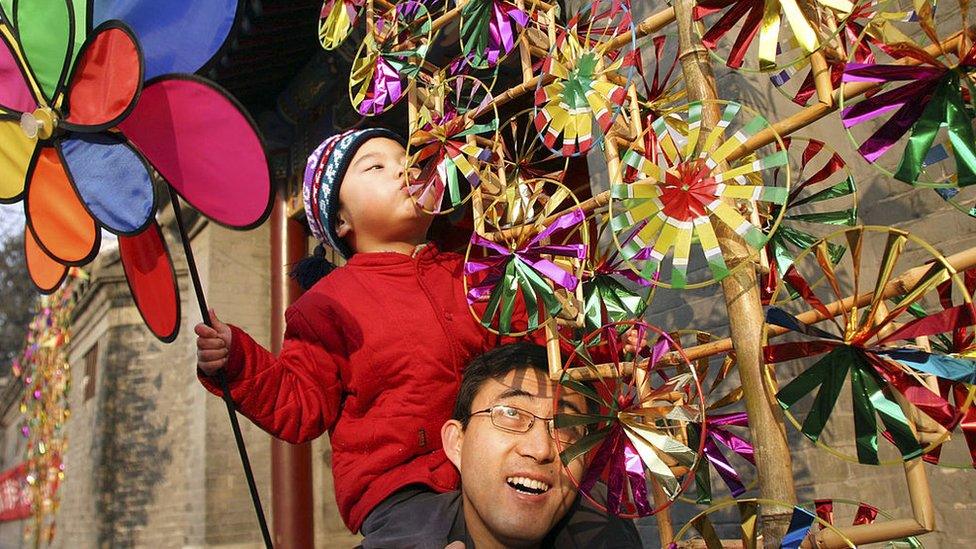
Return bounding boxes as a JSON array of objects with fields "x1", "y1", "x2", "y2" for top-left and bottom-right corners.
[
  {"x1": 335, "y1": 208, "x2": 351, "y2": 239},
  {"x1": 441, "y1": 419, "x2": 464, "y2": 470}
]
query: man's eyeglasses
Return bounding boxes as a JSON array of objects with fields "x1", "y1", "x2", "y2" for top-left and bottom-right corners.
[{"x1": 469, "y1": 404, "x2": 586, "y2": 445}]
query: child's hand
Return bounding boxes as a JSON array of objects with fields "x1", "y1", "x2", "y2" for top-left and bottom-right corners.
[{"x1": 195, "y1": 309, "x2": 232, "y2": 376}]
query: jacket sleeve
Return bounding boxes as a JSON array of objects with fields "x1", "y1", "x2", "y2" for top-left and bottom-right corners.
[{"x1": 197, "y1": 307, "x2": 343, "y2": 444}]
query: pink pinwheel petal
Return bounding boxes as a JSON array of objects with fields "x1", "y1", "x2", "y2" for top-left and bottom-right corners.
[
  {"x1": 119, "y1": 76, "x2": 271, "y2": 229},
  {"x1": 0, "y1": 30, "x2": 38, "y2": 113}
]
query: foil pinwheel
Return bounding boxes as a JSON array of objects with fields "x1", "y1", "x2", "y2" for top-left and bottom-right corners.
[
  {"x1": 841, "y1": 41, "x2": 976, "y2": 187},
  {"x1": 349, "y1": 0, "x2": 433, "y2": 116},
  {"x1": 901, "y1": 268, "x2": 976, "y2": 468},
  {"x1": 466, "y1": 207, "x2": 587, "y2": 334},
  {"x1": 768, "y1": 0, "x2": 920, "y2": 106},
  {"x1": 0, "y1": 0, "x2": 272, "y2": 341},
  {"x1": 765, "y1": 228, "x2": 976, "y2": 465},
  {"x1": 610, "y1": 101, "x2": 790, "y2": 288},
  {"x1": 533, "y1": 0, "x2": 636, "y2": 156},
  {"x1": 581, "y1": 223, "x2": 652, "y2": 332},
  {"x1": 408, "y1": 75, "x2": 498, "y2": 214},
  {"x1": 554, "y1": 323, "x2": 704, "y2": 517}
]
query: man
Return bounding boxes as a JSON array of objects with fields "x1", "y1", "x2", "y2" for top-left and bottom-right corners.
[{"x1": 359, "y1": 343, "x2": 642, "y2": 548}]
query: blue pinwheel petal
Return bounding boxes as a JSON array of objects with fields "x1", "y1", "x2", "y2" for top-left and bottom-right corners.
[
  {"x1": 60, "y1": 134, "x2": 155, "y2": 235},
  {"x1": 92, "y1": 0, "x2": 238, "y2": 79}
]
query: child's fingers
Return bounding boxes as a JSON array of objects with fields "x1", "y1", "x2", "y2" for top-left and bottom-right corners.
[
  {"x1": 198, "y1": 348, "x2": 229, "y2": 363},
  {"x1": 194, "y1": 322, "x2": 218, "y2": 338},
  {"x1": 197, "y1": 337, "x2": 227, "y2": 350}
]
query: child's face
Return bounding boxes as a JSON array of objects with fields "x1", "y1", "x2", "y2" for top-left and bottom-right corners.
[{"x1": 335, "y1": 137, "x2": 431, "y2": 248}]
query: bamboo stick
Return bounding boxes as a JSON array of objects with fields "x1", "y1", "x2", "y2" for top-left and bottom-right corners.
[
  {"x1": 809, "y1": 50, "x2": 833, "y2": 107},
  {"x1": 672, "y1": 0, "x2": 797, "y2": 544},
  {"x1": 812, "y1": 459, "x2": 933, "y2": 548}
]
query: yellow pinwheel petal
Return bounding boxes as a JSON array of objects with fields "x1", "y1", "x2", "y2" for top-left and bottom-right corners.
[{"x1": 0, "y1": 119, "x2": 36, "y2": 201}]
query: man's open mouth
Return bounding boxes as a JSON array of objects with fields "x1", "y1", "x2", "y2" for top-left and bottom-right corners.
[{"x1": 506, "y1": 476, "x2": 551, "y2": 495}]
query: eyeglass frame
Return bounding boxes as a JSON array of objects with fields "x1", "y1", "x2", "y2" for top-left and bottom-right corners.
[{"x1": 468, "y1": 404, "x2": 585, "y2": 444}]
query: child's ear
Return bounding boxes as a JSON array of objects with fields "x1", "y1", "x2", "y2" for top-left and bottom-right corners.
[
  {"x1": 441, "y1": 419, "x2": 464, "y2": 470},
  {"x1": 335, "y1": 210, "x2": 351, "y2": 239}
]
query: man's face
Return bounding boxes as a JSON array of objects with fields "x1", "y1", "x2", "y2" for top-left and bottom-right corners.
[{"x1": 445, "y1": 367, "x2": 586, "y2": 547}]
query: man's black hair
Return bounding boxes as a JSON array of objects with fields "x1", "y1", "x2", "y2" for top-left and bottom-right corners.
[{"x1": 452, "y1": 343, "x2": 550, "y2": 428}]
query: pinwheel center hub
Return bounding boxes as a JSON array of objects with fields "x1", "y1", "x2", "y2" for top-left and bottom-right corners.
[
  {"x1": 20, "y1": 108, "x2": 57, "y2": 141},
  {"x1": 660, "y1": 159, "x2": 717, "y2": 221}
]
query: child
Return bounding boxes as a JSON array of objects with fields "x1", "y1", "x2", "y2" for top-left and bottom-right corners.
[
  {"x1": 195, "y1": 127, "x2": 521, "y2": 540},
  {"x1": 195, "y1": 128, "x2": 637, "y2": 545}
]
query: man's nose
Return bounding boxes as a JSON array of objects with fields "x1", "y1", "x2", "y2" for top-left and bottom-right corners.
[{"x1": 515, "y1": 420, "x2": 557, "y2": 463}]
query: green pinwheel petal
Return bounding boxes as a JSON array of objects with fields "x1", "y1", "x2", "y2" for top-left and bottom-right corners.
[
  {"x1": 460, "y1": 0, "x2": 493, "y2": 66},
  {"x1": 16, "y1": 0, "x2": 74, "y2": 102}
]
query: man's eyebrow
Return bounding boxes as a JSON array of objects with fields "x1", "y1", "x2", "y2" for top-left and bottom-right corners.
[
  {"x1": 496, "y1": 387, "x2": 535, "y2": 401},
  {"x1": 557, "y1": 399, "x2": 583, "y2": 416},
  {"x1": 495, "y1": 387, "x2": 584, "y2": 415}
]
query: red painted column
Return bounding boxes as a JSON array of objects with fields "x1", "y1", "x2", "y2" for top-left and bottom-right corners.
[{"x1": 269, "y1": 191, "x2": 315, "y2": 548}]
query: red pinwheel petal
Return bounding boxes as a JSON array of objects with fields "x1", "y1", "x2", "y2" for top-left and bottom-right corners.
[
  {"x1": 119, "y1": 221, "x2": 180, "y2": 342},
  {"x1": 64, "y1": 23, "x2": 143, "y2": 130},
  {"x1": 119, "y1": 76, "x2": 272, "y2": 229},
  {"x1": 25, "y1": 147, "x2": 100, "y2": 264},
  {"x1": 0, "y1": 29, "x2": 38, "y2": 113},
  {"x1": 25, "y1": 227, "x2": 68, "y2": 293}
]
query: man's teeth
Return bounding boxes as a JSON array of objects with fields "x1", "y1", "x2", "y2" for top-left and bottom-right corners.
[{"x1": 506, "y1": 476, "x2": 550, "y2": 494}]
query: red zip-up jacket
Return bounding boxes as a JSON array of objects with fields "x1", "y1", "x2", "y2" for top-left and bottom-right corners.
[{"x1": 198, "y1": 244, "x2": 525, "y2": 532}]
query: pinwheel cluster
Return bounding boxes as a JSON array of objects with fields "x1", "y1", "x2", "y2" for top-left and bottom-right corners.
[{"x1": 314, "y1": 0, "x2": 976, "y2": 534}]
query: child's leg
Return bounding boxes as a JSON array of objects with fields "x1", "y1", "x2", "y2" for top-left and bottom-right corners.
[
  {"x1": 359, "y1": 486, "x2": 461, "y2": 549},
  {"x1": 545, "y1": 483, "x2": 644, "y2": 548}
]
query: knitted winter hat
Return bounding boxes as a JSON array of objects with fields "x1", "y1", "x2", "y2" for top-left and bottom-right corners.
[{"x1": 302, "y1": 127, "x2": 405, "y2": 259}]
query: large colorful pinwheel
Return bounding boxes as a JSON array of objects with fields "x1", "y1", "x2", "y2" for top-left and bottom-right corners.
[
  {"x1": 765, "y1": 226, "x2": 976, "y2": 465},
  {"x1": 694, "y1": 0, "x2": 855, "y2": 71},
  {"x1": 533, "y1": 0, "x2": 636, "y2": 156},
  {"x1": 840, "y1": 12, "x2": 976, "y2": 188},
  {"x1": 609, "y1": 100, "x2": 790, "y2": 289},
  {"x1": 0, "y1": 0, "x2": 271, "y2": 342},
  {"x1": 761, "y1": 137, "x2": 858, "y2": 304},
  {"x1": 464, "y1": 179, "x2": 588, "y2": 335},
  {"x1": 554, "y1": 321, "x2": 705, "y2": 517},
  {"x1": 407, "y1": 75, "x2": 498, "y2": 214}
]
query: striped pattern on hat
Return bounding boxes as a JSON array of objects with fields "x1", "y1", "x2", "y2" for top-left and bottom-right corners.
[{"x1": 302, "y1": 128, "x2": 403, "y2": 258}]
